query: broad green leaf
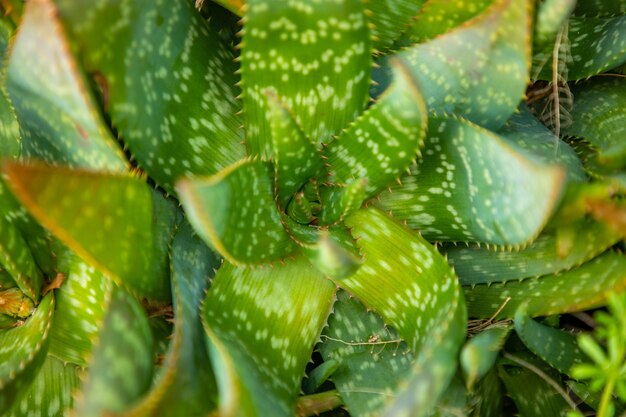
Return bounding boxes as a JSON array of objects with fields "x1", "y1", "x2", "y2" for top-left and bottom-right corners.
[
  {"x1": 0, "y1": 88, "x2": 20, "y2": 160},
  {"x1": 537, "y1": 15, "x2": 626, "y2": 80},
  {"x1": 323, "y1": 61, "x2": 427, "y2": 198},
  {"x1": 534, "y1": 0, "x2": 576, "y2": 47},
  {"x1": 241, "y1": 0, "x2": 371, "y2": 156},
  {"x1": 72, "y1": 287, "x2": 154, "y2": 417},
  {"x1": 0, "y1": 293, "x2": 54, "y2": 414},
  {"x1": 461, "y1": 325, "x2": 511, "y2": 390},
  {"x1": 318, "y1": 180, "x2": 368, "y2": 226},
  {"x1": 498, "y1": 365, "x2": 572, "y2": 417},
  {"x1": 468, "y1": 369, "x2": 504, "y2": 417},
  {"x1": 0, "y1": 270, "x2": 16, "y2": 290},
  {"x1": 429, "y1": 376, "x2": 467, "y2": 417},
  {"x1": 266, "y1": 93, "x2": 323, "y2": 209},
  {"x1": 564, "y1": 78, "x2": 626, "y2": 169},
  {"x1": 122, "y1": 221, "x2": 220, "y2": 417},
  {"x1": 498, "y1": 105, "x2": 585, "y2": 182},
  {"x1": 366, "y1": 0, "x2": 425, "y2": 51},
  {"x1": 464, "y1": 251, "x2": 626, "y2": 319},
  {"x1": 398, "y1": 0, "x2": 531, "y2": 129},
  {"x1": 48, "y1": 256, "x2": 113, "y2": 367},
  {"x1": 177, "y1": 159, "x2": 296, "y2": 265},
  {"x1": 6, "y1": 355, "x2": 80, "y2": 417},
  {"x1": 3, "y1": 163, "x2": 166, "y2": 301},
  {"x1": 0, "y1": 215, "x2": 43, "y2": 301},
  {"x1": 302, "y1": 360, "x2": 339, "y2": 395},
  {"x1": 376, "y1": 117, "x2": 565, "y2": 245},
  {"x1": 514, "y1": 306, "x2": 587, "y2": 376},
  {"x1": 407, "y1": 0, "x2": 494, "y2": 42},
  {"x1": 202, "y1": 257, "x2": 336, "y2": 417},
  {"x1": 6, "y1": 0, "x2": 128, "y2": 173},
  {"x1": 55, "y1": 0, "x2": 246, "y2": 192},
  {"x1": 573, "y1": 1, "x2": 626, "y2": 17},
  {"x1": 341, "y1": 208, "x2": 466, "y2": 417},
  {"x1": 446, "y1": 219, "x2": 620, "y2": 285},
  {"x1": 319, "y1": 290, "x2": 414, "y2": 417}
]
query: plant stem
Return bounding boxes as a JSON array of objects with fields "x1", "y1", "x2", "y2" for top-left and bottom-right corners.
[
  {"x1": 597, "y1": 375, "x2": 615, "y2": 417},
  {"x1": 296, "y1": 389, "x2": 343, "y2": 417}
]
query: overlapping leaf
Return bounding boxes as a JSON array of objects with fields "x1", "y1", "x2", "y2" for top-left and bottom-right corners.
[
  {"x1": 72, "y1": 287, "x2": 154, "y2": 417},
  {"x1": 338, "y1": 208, "x2": 466, "y2": 417},
  {"x1": 376, "y1": 117, "x2": 565, "y2": 245},
  {"x1": 366, "y1": 0, "x2": 425, "y2": 51},
  {"x1": 55, "y1": 0, "x2": 246, "y2": 192},
  {"x1": 202, "y1": 257, "x2": 336, "y2": 417},
  {"x1": 323, "y1": 60, "x2": 427, "y2": 197},
  {"x1": 398, "y1": 0, "x2": 530, "y2": 130},
  {"x1": 241, "y1": 0, "x2": 371, "y2": 156},
  {"x1": 6, "y1": 0, "x2": 128, "y2": 173},
  {"x1": 461, "y1": 325, "x2": 511, "y2": 390},
  {"x1": 465, "y1": 251, "x2": 626, "y2": 319},
  {"x1": 177, "y1": 159, "x2": 296, "y2": 265}
]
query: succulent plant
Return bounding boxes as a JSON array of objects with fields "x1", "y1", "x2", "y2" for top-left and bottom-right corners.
[{"x1": 0, "y1": 0, "x2": 625, "y2": 416}]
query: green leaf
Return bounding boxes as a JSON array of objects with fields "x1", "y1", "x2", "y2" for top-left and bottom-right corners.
[
  {"x1": 48, "y1": 256, "x2": 113, "y2": 367},
  {"x1": 6, "y1": 0, "x2": 128, "y2": 173},
  {"x1": 340, "y1": 208, "x2": 466, "y2": 417},
  {"x1": 464, "y1": 251, "x2": 626, "y2": 319},
  {"x1": 407, "y1": 0, "x2": 494, "y2": 43},
  {"x1": 323, "y1": 60, "x2": 427, "y2": 198},
  {"x1": 241, "y1": 0, "x2": 371, "y2": 156},
  {"x1": 0, "y1": 88, "x2": 20, "y2": 160},
  {"x1": 266, "y1": 93, "x2": 323, "y2": 210},
  {"x1": 514, "y1": 306, "x2": 587, "y2": 376},
  {"x1": 0, "y1": 215, "x2": 43, "y2": 302},
  {"x1": 564, "y1": 77, "x2": 626, "y2": 169},
  {"x1": 72, "y1": 287, "x2": 154, "y2": 417},
  {"x1": 468, "y1": 369, "x2": 504, "y2": 417},
  {"x1": 461, "y1": 325, "x2": 511, "y2": 390},
  {"x1": 534, "y1": 0, "x2": 576, "y2": 48},
  {"x1": 177, "y1": 159, "x2": 296, "y2": 266},
  {"x1": 202, "y1": 257, "x2": 336, "y2": 417},
  {"x1": 318, "y1": 180, "x2": 368, "y2": 226},
  {"x1": 55, "y1": 0, "x2": 246, "y2": 192},
  {"x1": 366, "y1": 0, "x2": 425, "y2": 52},
  {"x1": 445, "y1": 219, "x2": 620, "y2": 285},
  {"x1": 286, "y1": 192, "x2": 315, "y2": 225},
  {"x1": 0, "y1": 293, "x2": 54, "y2": 414},
  {"x1": 498, "y1": 365, "x2": 572, "y2": 417},
  {"x1": 319, "y1": 290, "x2": 414, "y2": 417},
  {"x1": 376, "y1": 116, "x2": 565, "y2": 245},
  {"x1": 122, "y1": 221, "x2": 220, "y2": 417},
  {"x1": 573, "y1": 1, "x2": 626, "y2": 18},
  {"x1": 3, "y1": 163, "x2": 166, "y2": 301},
  {"x1": 6, "y1": 355, "x2": 80, "y2": 417},
  {"x1": 398, "y1": 0, "x2": 531, "y2": 129},
  {"x1": 302, "y1": 360, "x2": 339, "y2": 395},
  {"x1": 498, "y1": 105, "x2": 585, "y2": 183}
]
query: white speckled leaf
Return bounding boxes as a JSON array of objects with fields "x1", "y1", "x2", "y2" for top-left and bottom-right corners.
[
  {"x1": 533, "y1": 0, "x2": 576, "y2": 48},
  {"x1": 3, "y1": 163, "x2": 166, "y2": 301},
  {"x1": 267, "y1": 94, "x2": 323, "y2": 209},
  {"x1": 48, "y1": 256, "x2": 113, "y2": 367},
  {"x1": 202, "y1": 257, "x2": 336, "y2": 417},
  {"x1": 573, "y1": 0, "x2": 626, "y2": 17},
  {"x1": 340, "y1": 208, "x2": 466, "y2": 417},
  {"x1": 0, "y1": 88, "x2": 20, "y2": 160},
  {"x1": 366, "y1": 0, "x2": 425, "y2": 51},
  {"x1": 72, "y1": 287, "x2": 154, "y2": 417},
  {"x1": 399, "y1": 0, "x2": 531, "y2": 130},
  {"x1": 241, "y1": 0, "x2": 371, "y2": 156},
  {"x1": 318, "y1": 180, "x2": 367, "y2": 226},
  {"x1": 319, "y1": 290, "x2": 414, "y2": 417},
  {"x1": 6, "y1": 355, "x2": 80, "y2": 417},
  {"x1": 323, "y1": 61, "x2": 427, "y2": 198},
  {"x1": 122, "y1": 221, "x2": 220, "y2": 417},
  {"x1": 376, "y1": 117, "x2": 565, "y2": 245},
  {"x1": 55, "y1": 0, "x2": 246, "y2": 192},
  {"x1": 465, "y1": 251, "x2": 626, "y2": 319},
  {"x1": 0, "y1": 215, "x2": 43, "y2": 302},
  {"x1": 6, "y1": 0, "x2": 128, "y2": 173},
  {"x1": 514, "y1": 306, "x2": 587, "y2": 376},
  {"x1": 0, "y1": 293, "x2": 54, "y2": 414},
  {"x1": 460, "y1": 325, "x2": 511, "y2": 390},
  {"x1": 177, "y1": 159, "x2": 296, "y2": 265},
  {"x1": 564, "y1": 78, "x2": 626, "y2": 169},
  {"x1": 446, "y1": 219, "x2": 620, "y2": 285}
]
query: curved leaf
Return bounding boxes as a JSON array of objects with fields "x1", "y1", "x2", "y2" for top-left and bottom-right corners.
[
  {"x1": 0, "y1": 88, "x2": 20, "y2": 160},
  {"x1": 6, "y1": 0, "x2": 128, "y2": 172},
  {"x1": 376, "y1": 116, "x2": 565, "y2": 245},
  {"x1": 464, "y1": 251, "x2": 626, "y2": 319},
  {"x1": 177, "y1": 159, "x2": 296, "y2": 265},
  {"x1": 241, "y1": 0, "x2": 371, "y2": 156},
  {"x1": 202, "y1": 257, "x2": 336, "y2": 417},
  {"x1": 55, "y1": 0, "x2": 246, "y2": 192},
  {"x1": 366, "y1": 0, "x2": 425, "y2": 52},
  {"x1": 461, "y1": 325, "x2": 511, "y2": 390}
]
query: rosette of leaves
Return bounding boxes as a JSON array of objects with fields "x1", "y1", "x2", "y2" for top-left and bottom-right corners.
[{"x1": 0, "y1": 0, "x2": 624, "y2": 416}]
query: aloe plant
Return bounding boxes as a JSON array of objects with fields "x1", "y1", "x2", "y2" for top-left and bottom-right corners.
[{"x1": 0, "y1": 0, "x2": 625, "y2": 416}]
